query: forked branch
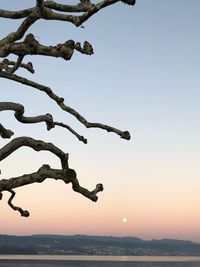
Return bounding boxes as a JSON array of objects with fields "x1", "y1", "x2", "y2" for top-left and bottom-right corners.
[
  {"x1": 0, "y1": 0, "x2": 135, "y2": 46},
  {"x1": 0, "y1": 71, "x2": 131, "y2": 140},
  {"x1": 0, "y1": 163, "x2": 103, "y2": 216},
  {"x1": 0, "y1": 102, "x2": 87, "y2": 143},
  {"x1": 0, "y1": 137, "x2": 103, "y2": 216},
  {"x1": 0, "y1": 102, "x2": 54, "y2": 131},
  {"x1": 0, "y1": 58, "x2": 34, "y2": 73},
  {"x1": 0, "y1": 137, "x2": 69, "y2": 169},
  {"x1": 0, "y1": 34, "x2": 93, "y2": 61},
  {"x1": 0, "y1": 0, "x2": 134, "y2": 217}
]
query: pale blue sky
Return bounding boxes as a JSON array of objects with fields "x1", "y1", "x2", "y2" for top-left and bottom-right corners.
[{"x1": 0, "y1": 1, "x2": 200, "y2": 241}]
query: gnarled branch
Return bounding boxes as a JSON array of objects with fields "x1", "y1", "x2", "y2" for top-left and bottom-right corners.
[
  {"x1": 0, "y1": 136, "x2": 69, "y2": 169},
  {"x1": 0, "y1": 71, "x2": 131, "y2": 140},
  {"x1": 0, "y1": 164, "x2": 103, "y2": 216},
  {"x1": 0, "y1": 123, "x2": 14, "y2": 139},
  {"x1": 0, "y1": 34, "x2": 93, "y2": 61},
  {"x1": 0, "y1": 0, "x2": 133, "y2": 217},
  {"x1": 0, "y1": 8, "x2": 34, "y2": 19},
  {"x1": 0, "y1": 0, "x2": 135, "y2": 46},
  {"x1": 1, "y1": 137, "x2": 96, "y2": 216},
  {"x1": 0, "y1": 8, "x2": 40, "y2": 46},
  {"x1": 0, "y1": 165, "x2": 76, "y2": 191},
  {"x1": 0, "y1": 58, "x2": 34, "y2": 74},
  {"x1": 0, "y1": 102, "x2": 54, "y2": 130},
  {"x1": 7, "y1": 189, "x2": 30, "y2": 217},
  {"x1": 0, "y1": 102, "x2": 87, "y2": 143}
]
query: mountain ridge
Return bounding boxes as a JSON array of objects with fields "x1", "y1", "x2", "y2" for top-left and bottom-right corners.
[{"x1": 0, "y1": 234, "x2": 199, "y2": 256}]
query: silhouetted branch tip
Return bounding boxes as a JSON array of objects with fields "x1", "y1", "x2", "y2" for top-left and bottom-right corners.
[
  {"x1": 96, "y1": 183, "x2": 104, "y2": 192},
  {"x1": 0, "y1": 124, "x2": 14, "y2": 138},
  {"x1": 121, "y1": 0, "x2": 136, "y2": 5},
  {"x1": 80, "y1": 136, "x2": 88, "y2": 144},
  {"x1": 21, "y1": 210, "x2": 30, "y2": 217},
  {"x1": 121, "y1": 131, "x2": 131, "y2": 140},
  {"x1": 7, "y1": 189, "x2": 30, "y2": 217}
]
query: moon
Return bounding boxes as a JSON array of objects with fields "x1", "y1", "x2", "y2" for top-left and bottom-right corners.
[{"x1": 122, "y1": 217, "x2": 127, "y2": 223}]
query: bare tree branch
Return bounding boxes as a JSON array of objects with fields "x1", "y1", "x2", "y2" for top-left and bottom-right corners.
[
  {"x1": 0, "y1": 137, "x2": 69, "y2": 169},
  {"x1": 10, "y1": 56, "x2": 24, "y2": 74},
  {"x1": 36, "y1": 0, "x2": 44, "y2": 8},
  {"x1": 0, "y1": 123, "x2": 14, "y2": 139},
  {"x1": 0, "y1": 164, "x2": 102, "y2": 201},
  {"x1": 0, "y1": 8, "x2": 33, "y2": 19},
  {"x1": 7, "y1": 189, "x2": 30, "y2": 217},
  {"x1": 0, "y1": 102, "x2": 54, "y2": 130},
  {"x1": 0, "y1": 9, "x2": 40, "y2": 46},
  {"x1": 0, "y1": 164, "x2": 103, "y2": 216},
  {"x1": 0, "y1": 71, "x2": 131, "y2": 140},
  {"x1": 0, "y1": 58, "x2": 35, "y2": 73},
  {"x1": 44, "y1": 1, "x2": 92, "y2": 13},
  {"x1": 0, "y1": 0, "x2": 134, "y2": 217},
  {"x1": 0, "y1": 0, "x2": 136, "y2": 46},
  {"x1": 0, "y1": 166, "x2": 76, "y2": 193},
  {"x1": 0, "y1": 102, "x2": 87, "y2": 142},
  {"x1": 54, "y1": 122, "x2": 87, "y2": 144},
  {"x1": 0, "y1": 34, "x2": 93, "y2": 61},
  {"x1": 72, "y1": 178, "x2": 103, "y2": 202},
  {"x1": 43, "y1": 0, "x2": 135, "y2": 26}
]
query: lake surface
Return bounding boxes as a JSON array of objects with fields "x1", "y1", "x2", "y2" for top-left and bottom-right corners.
[{"x1": 0, "y1": 256, "x2": 200, "y2": 267}]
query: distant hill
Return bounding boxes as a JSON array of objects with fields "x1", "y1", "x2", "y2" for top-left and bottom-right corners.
[{"x1": 0, "y1": 234, "x2": 199, "y2": 256}]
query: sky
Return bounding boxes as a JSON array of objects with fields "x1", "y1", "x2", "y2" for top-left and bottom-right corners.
[{"x1": 0, "y1": 0, "x2": 200, "y2": 242}]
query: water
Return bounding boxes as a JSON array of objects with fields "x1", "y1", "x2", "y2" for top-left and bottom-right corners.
[{"x1": 0, "y1": 256, "x2": 200, "y2": 267}]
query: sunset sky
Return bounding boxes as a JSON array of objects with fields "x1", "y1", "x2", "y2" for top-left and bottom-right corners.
[{"x1": 1, "y1": 1, "x2": 200, "y2": 242}]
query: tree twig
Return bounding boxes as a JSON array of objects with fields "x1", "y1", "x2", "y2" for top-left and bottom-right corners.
[
  {"x1": 54, "y1": 122, "x2": 87, "y2": 144},
  {"x1": 7, "y1": 189, "x2": 30, "y2": 217},
  {"x1": 10, "y1": 56, "x2": 24, "y2": 74},
  {"x1": 0, "y1": 58, "x2": 35, "y2": 74},
  {"x1": 0, "y1": 164, "x2": 103, "y2": 216}
]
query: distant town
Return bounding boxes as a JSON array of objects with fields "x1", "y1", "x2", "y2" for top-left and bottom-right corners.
[{"x1": 0, "y1": 235, "x2": 200, "y2": 256}]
